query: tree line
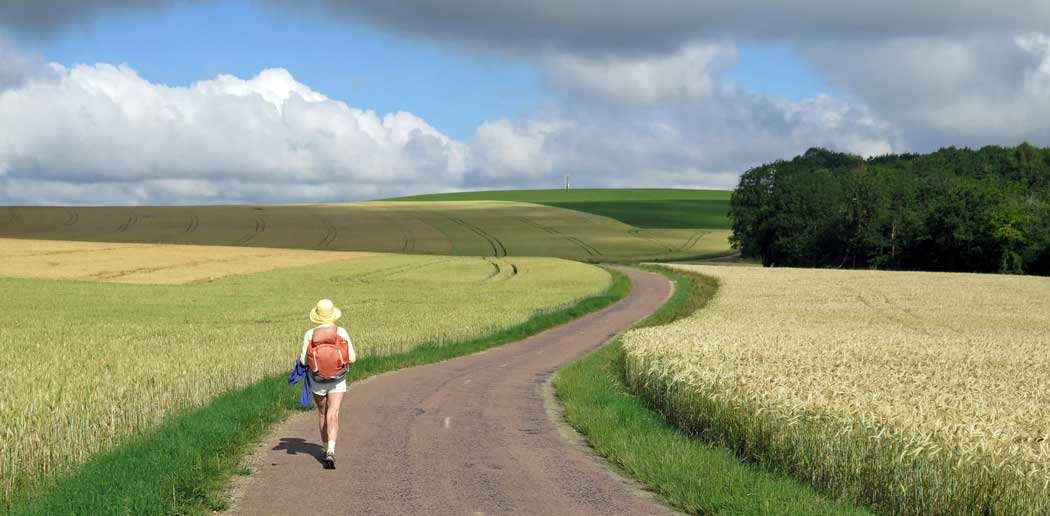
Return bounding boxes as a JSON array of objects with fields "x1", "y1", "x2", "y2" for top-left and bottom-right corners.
[{"x1": 729, "y1": 144, "x2": 1050, "y2": 275}]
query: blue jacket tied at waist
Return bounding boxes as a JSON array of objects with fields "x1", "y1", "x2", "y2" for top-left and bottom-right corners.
[{"x1": 287, "y1": 359, "x2": 313, "y2": 408}]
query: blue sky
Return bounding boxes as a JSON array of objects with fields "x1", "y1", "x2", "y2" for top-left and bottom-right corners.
[
  {"x1": 730, "y1": 42, "x2": 833, "y2": 100},
  {"x1": 1, "y1": 0, "x2": 1046, "y2": 204},
  {"x1": 16, "y1": 0, "x2": 547, "y2": 140},
  {"x1": 14, "y1": 0, "x2": 827, "y2": 139}
]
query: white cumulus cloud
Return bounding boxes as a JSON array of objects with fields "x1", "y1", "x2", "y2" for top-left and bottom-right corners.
[
  {"x1": 469, "y1": 41, "x2": 893, "y2": 186},
  {"x1": 0, "y1": 57, "x2": 470, "y2": 204},
  {"x1": 464, "y1": 44, "x2": 898, "y2": 192},
  {"x1": 0, "y1": 38, "x2": 901, "y2": 204}
]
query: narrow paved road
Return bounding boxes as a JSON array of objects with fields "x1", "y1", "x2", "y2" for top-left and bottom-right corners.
[{"x1": 231, "y1": 267, "x2": 675, "y2": 516}]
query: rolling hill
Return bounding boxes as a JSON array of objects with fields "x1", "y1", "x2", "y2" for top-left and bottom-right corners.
[
  {"x1": 387, "y1": 188, "x2": 732, "y2": 230},
  {"x1": 0, "y1": 196, "x2": 733, "y2": 262}
]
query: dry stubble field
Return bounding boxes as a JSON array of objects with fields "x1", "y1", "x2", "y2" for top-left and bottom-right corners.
[{"x1": 624, "y1": 265, "x2": 1050, "y2": 515}]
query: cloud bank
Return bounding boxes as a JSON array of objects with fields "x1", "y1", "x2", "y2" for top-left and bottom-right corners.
[
  {"x1": 268, "y1": 1, "x2": 1050, "y2": 55},
  {"x1": 0, "y1": 56, "x2": 470, "y2": 204},
  {"x1": 3, "y1": 2, "x2": 1050, "y2": 204},
  {"x1": 0, "y1": 0, "x2": 177, "y2": 36},
  {"x1": 6, "y1": 1, "x2": 1050, "y2": 47},
  {"x1": 0, "y1": 39, "x2": 898, "y2": 204}
]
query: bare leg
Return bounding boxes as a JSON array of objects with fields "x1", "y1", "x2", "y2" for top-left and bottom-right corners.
[
  {"x1": 325, "y1": 391, "x2": 344, "y2": 445},
  {"x1": 313, "y1": 393, "x2": 329, "y2": 444}
]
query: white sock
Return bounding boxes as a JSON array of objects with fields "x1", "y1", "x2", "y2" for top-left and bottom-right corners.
[{"x1": 326, "y1": 441, "x2": 336, "y2": 454}]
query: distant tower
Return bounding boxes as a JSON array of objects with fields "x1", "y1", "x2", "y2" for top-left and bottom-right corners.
[{"x1": 565, "y1": 174, "x2": 570, "y2": 189}]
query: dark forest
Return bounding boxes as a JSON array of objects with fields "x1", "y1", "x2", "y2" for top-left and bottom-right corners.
[{"x1": 730, "y1": 144, "x2": 1050, "y2": 275}]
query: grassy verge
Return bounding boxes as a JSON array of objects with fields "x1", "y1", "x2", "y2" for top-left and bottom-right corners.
[
  {"x1": 6, "y1": 270, "x2": 630, "y2": 516},
  {"x1": 553, "y1": 266, "x2": 873, "y2": 515},
  {"x1": 634, "y1": 265, "x2": 718, "y2": 329}
]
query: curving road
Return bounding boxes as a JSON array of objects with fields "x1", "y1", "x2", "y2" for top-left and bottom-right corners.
[{"x1": 230, "y1": 267, "x2": 675, "y2": 515}]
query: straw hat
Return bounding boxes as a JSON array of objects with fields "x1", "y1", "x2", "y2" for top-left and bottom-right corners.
[{"x1": 310, "y1": 299, "x2": 342, "y2": 325}]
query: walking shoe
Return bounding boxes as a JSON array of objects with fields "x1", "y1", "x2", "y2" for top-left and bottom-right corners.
[{"x1": 323, "y1": 451, "x2": 335, "y2": 470}]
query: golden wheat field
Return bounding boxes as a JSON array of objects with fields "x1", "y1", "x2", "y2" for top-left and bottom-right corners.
[
  {"x1": 0, "y1": 248, "x2": 611, "y2": 501},
  {"x1": 624, "y1": 265, "x2": 1050, "y2": 515},
  {"x1": 0, "y1": 238, "x2": 373, "y2": 284}
]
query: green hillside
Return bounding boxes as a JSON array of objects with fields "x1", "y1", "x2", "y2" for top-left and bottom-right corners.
[
  {"x1": 386, "y1": 188, "x2": 732, "y2": 229},
  {"x1": 0, "y1": 200, "x2": 732, "y2": 262}
]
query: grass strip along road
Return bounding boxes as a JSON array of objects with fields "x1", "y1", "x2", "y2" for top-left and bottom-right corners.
[
  {"x1": 4, "y1": 271, "x2": 631, "y2": 515},
  {"x1": 553, "y1": 267, "x2": 873, "y2": 515}
]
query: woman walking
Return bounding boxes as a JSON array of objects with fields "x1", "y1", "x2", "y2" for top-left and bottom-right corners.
[{"x1": 299, "y1": 298, "x2": 356, "y2": 469}]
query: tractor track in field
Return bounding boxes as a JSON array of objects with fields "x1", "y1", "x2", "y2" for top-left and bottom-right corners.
[
  {"x1": 408, "y1": 213, "x2": 456, "y2": 254},
  {"x1": 482, "y1": 257, "x2": 501, "y2": 280},
  {"x1": 376, "y1": 212, "x2": 417, "y2": 253},
  {"x1": 235, "y1": 215, "x2": 268, "y2": 245},
  {"x1": 852, "y1": 287, "x2": 962, "y2": 336},
  {"x1": 481, "y1": 257, "x2": 520, "y2": 281},
  {"x1": 519, "y1": 217, "x2": 602, "y2": 257},
  {"x1": 114, "y1": 211, "x2": 139, "y2": 233},
  {"x1": 677, "y1": 230, "x2": 707, "y2": 251},
  {"x1": 230, "y1": 267, "x2": 676, "y2": 516},
  {"x1": 341, "y1": 257, "x2": 454, "y2": 283},
  {"x1": 566, "y1": 236, "x2": 602, "y2": 257},
  {"x1": 630, "y1": 228, "x2": 681, "y2": 254},
  {"x1": 62, "y1": 209, "x2": 80, "y2": 226},
  {"x1": 85, "y1": 256, "x2": 244, "y2": 281},
  {"x1": 519, "y1": 216, "x2": 560, "y2": 235},
  {"x1": 852, "y1": 288, "x2": 937, "y2": 337},
  {"x1": 399, "y1": 224, "x2": 415, "y2": 253},
  {"x1": 316, "y1": 217, "x2": 338, "y2": 249},
  {"x1": 184, "y1": 213, "x2": 200, "y2": 233},
  {"x1": 445, "y1": 216, "x2": 507, "y2": 257},
  {"x1": 853, "y1": 292, "x2": 933, "y2": 337}
]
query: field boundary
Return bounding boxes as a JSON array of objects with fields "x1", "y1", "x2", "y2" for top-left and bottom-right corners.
[
  {"x1": 4, "y1": 268, "x2": 631, "y2": 515},
  {"x1": 552, "y1": 266, "x2": 873, "y2": 515}
]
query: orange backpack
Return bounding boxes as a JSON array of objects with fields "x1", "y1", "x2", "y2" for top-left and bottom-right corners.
[{"x1": 307, "y1": 326, "x2": 350, "y2": 382}]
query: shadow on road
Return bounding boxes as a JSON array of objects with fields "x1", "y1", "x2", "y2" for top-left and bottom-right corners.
[{"x1": 273, "y1": 437, "x2": 325, "y2": 465}]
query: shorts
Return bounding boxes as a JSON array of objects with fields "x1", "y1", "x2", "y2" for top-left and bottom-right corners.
[{"x1": 311, "y1": 379, "x2": 347, "y2": 396}]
